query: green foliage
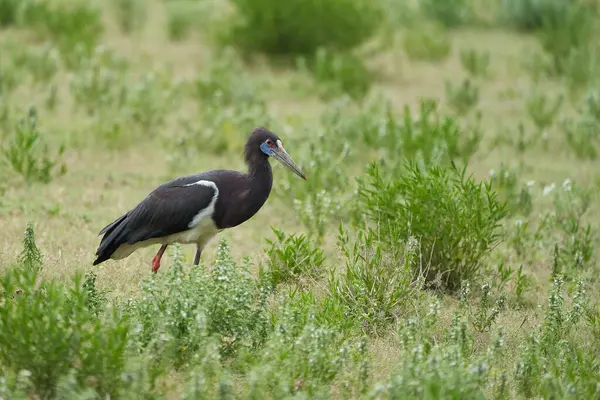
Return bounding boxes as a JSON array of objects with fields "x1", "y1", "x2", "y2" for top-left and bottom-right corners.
[
  {"x1": 111, "y1": 0, "x2": 146, "y2": 34},
  {"x1": 0, "y1": 227, "x2": 135, "y2": 399},
  {"x1": 376, "y1": 303, "x2": 506, "y2": 399},
  {"x1": 496, "y1": 0, "x2": 571, "y2": 31},
  {"x1": 328, "y1": 96, "x2": 481, "y2": 169},
  {"x1": 526, "y1": 90, "x2": 563, "y2": 131},
  {"x1": 129, "y1": 240, "x2": 269, "y2": 362},
  {"x1": 21, "y1": 0, "x2": 103, "y2": 65},
  {"x1": 0, "y1": 0, "x2": 20, "y2": 27},
  {"x1": 299, "y1": 48, "x2": 372, "y2": 100},
  {"x1": 515, "y1": 277, "x2": 600, "y2": 398},
  {"x1": 420, "y1": 0, "x2": 470, "y2": 28},
  {"x1": 355, "y1": 162, "x2": 507, "y2": 291},
  {"x1": 535, "y1": 1, "x2": 597, "y2": 76},
  {"x1": 328, "y1": 224, "x2": 422, "y2": 332},
  {"x1": 226, "y1": 0, "x2": 382, "y2": 57},
  {"x1": 489, "y1": 164, "x2": 533, "y2": 217},
  {"x1": 244, "y1": 298, "x2": 358, "y2": 397},
  {"x1": 17, "y1": 222, "x2": 43, "y2": 273},
  {"x1": 1, "y1": 107, "x2": 66, "y2": 184},
  {"x1": 460, "y1": 48, "x2": 490, "y2": 78},
  {"x1": 445, "y1": 78, "x2": 479, "y2": 116},
  {"x1": 562, "y1": 89, "x2": 600, "y2": 160},
  {"x1": 403, "y1": 23, "x2": 451, "y2": 62},
  {"x1": 82, "y1": 271, "x2": 108, "y2": 318},
  {"x1": 261, "y1": 228, "x2": 325, "y2": 288},
  {"x1": 165, "y1": 0, "x2": 208, "y2": 41}
]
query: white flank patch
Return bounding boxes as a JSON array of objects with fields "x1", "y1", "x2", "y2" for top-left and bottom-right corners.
[
  {"x1": 110, "y1": 180, "x2": 221, "y2": 261},
  {"x1": 185, "y1": 180, "x2": 219, "y2": 228}
]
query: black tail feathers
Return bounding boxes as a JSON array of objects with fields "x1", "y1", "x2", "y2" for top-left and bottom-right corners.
[{"x1": 93, "y1": 213, "x2": 129, "y2": 265}]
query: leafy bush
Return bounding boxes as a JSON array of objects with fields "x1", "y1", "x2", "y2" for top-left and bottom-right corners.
[
  {"x1": 526, "y1": 90, "x2": 563, "y2": 131},
  {"x1": 129, "y1": 240, "x2": 270, "y2": 362},
  {"x1": 0, "y1": 226, "x2": 137, "y2": 399},
  {"x1": 261, "y1": 227, "x2": 325, "y2": 288},
  {"x1": 111, "y1": 0, "x2": 146, "y2": 34},
  {"x1": 420, "y1": 0, "x2": 470, "y2": 28},
  {"x1": 376, "y1": 308, "x2": 506, "y2": 399},
  {"x1": 165, "y1": 0, "x2": 209, "y2": 41},
  {"x1": 562, "y1": 89, "x2": 600, "y2": 160},
  {"x1": 355, "y1": 162, "x2": 507, "y2": 291},
  {"x1": 459, "y1": 48, "x2": 490, "y2": 78},
  {"x1": 226, "y1": 0, "x2": 382, "y2": 57},
  {"x1": 328, "y1": 224, "x2": 422, "y2": 332},
  {"x1": 535, "y1": 1, "x2": 598, "y2": 76},
  {"x1": 445, "y1": 78, "x2": 479, "y2": 116},
  {"x1": 496, "y1": 0, "x2": 571, "y2": 31},
  {"x1": 298, "y1": 48, "x2": 373, "y2": 100},
  {"x1": 243, "y1": 295, "x2": 363, "y2": 397},
  {"x1": 1, "y1": 107, "x2": 66, "y2": 184},
  {"x1": 488, "y1": 164, "x2": 533, "y2": 217},
  {"x1": 21, "y1": 0, "x2": 103, "y2": 64},
  {"x1": 515, "y1": 277, "x2": 600, "y2": 398},
  {"x1": 403, "y1": 23, "x2": 451, "y2": 62}
]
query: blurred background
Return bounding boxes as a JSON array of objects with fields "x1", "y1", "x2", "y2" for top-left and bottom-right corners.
[{"x1": 1, "y1": 0, "x2": 600, "y2": 398}]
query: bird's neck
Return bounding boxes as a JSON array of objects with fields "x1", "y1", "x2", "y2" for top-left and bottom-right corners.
[{"x1": 247, "y1": 157, "x2": 273, "y2": 194}]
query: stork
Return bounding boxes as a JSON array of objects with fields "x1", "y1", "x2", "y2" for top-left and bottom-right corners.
[{"x1": 92, "y1": 127, "x2": 306, "y2": 272}]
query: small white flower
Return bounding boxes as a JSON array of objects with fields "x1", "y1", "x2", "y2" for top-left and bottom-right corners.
[{"x1": 543, "y1": 183, "x2": 556, "y2": 196}]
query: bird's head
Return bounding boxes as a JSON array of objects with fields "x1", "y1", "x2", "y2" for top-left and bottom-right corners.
[{"x1": 248, "y1": 127, "x2": 307, "y2": 180}]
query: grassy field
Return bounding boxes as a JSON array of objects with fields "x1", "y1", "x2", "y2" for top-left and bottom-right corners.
[{"x1": 1, "y1": 0, "x2": 600, "y2": 398}]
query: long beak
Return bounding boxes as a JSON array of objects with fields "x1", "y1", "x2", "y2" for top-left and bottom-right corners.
[{"x1": 272, "y1": 141, "x2": 307, "y2": 180}]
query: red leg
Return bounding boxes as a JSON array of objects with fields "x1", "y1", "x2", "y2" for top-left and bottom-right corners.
[{"x1": 151, "y1": 244, "x2": 168, "y2": 273}]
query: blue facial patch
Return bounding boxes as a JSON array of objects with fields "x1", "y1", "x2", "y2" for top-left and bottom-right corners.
[{"x1": 260, "y1": 141, "x2": 273, "y2": 156}]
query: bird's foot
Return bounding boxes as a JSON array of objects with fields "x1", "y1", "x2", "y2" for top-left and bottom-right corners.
[{"x1": 151, "y1": 255, "x2": 161, "y2": 273}]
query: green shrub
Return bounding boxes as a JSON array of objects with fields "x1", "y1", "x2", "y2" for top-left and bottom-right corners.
[
  {"x1": 445, "y1": 78, "x2": 480, "y2": 116},
  {"x1": 299, "y1": 47, "x2": 373, "y2": 100},
  {"x1": 355, "y1": 162, "x2": 507, "y2": 291},
  {"x1": 0, "y1": 226, "x2": 134, "y2": 399},
  {"x1": 536, "y1": 2, "x2": 598, "y2": 76},
  {"x1": 243, "y1": 296, "x2": 359, "y2": 397},
  {"x1": 129, "y1": 240, "x2": 270, "y2": 363},
  {"x1": 526, "y1": 90, "x2": 564, "y2": 131},
  {"x1": 111, "y1": 0, "x2": 146, "y2": 34},
  {"x1": 420, "y1": 0, "x2": 470, "y2": 28},
  {"x1": 488, "y1": 163, "x2": 533, "y2": 217},
  {"x1": 261, "y1": 227, "x2": 325, "y2": 288},
  {"x1": 515, "y1": 277, "x2": 600, "y2": 398},
  {"x1": 0, "y1": 0, "x2": 20, "y2": 27},
  {"x1": 328, "y1": 224, "x2": 422, "y2": 332},
  {"x1": 21, "y1": 0, "x2": 103, "y2": 64},
  {"x1": 459, "y1": 48, "x2": 490, "y2": 78},
  {"x1": 226, "y1": 0, "x2": 382, "y2": 57},
  {"x1": 403, "y1": 23, "x2": 451, "y2": 62},
  {"x1": 496, "y1": 0, "x2": 571, "y2": 31},
  {"x1": 1, "y1": 106, "x2": 66, "y2": 184},
  {"x1": 165, "y1": 0, "x2": 208, "y2": 41},
  {"x1": 377, "y1": 309, "x2": 506, "y2": 399}
]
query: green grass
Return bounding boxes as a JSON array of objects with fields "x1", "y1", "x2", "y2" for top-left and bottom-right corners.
[{"x1": 1, "y1": 0, "x2": 600, "y2": 398}]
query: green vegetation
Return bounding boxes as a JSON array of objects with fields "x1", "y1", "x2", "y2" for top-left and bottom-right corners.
[{"x1": 1, "y1": 0, "x2": 600, "y2": 398}]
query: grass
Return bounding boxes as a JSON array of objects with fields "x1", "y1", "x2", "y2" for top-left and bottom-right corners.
[{"x1": 1, "y1": 0, "x2": 600, "y2": 398}]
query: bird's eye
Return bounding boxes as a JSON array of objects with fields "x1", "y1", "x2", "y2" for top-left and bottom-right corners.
[{"x1": 266, "y1": 139, "x2": 275, "y2": 148}]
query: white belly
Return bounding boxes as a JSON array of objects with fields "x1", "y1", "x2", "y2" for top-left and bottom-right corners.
[{"x1": 110, "y1": 217, "x2": 220, "y2": 260}]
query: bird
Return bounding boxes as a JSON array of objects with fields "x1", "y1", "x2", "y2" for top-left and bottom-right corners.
[{"x1": 92, "y1": 127, "x2": 307, "y2": 273}]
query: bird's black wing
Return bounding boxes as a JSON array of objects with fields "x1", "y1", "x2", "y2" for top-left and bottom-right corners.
[{"x1": 93, "y1": 177, "x2": 217, "y2": 265}]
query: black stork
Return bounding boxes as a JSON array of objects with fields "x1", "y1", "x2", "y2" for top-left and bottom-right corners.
[{"x1": 92, "y1": 127, "x2": 306, "y2": 272}]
